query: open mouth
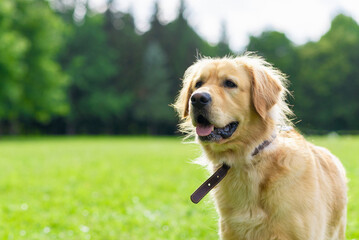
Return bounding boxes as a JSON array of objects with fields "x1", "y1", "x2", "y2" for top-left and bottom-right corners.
[{"x1": 195, "y1": 115, "x2": 239, "y2": 142}]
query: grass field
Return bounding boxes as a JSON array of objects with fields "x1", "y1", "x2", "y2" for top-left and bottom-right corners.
[{"x1": 0, "y1": 136, "x2": 358, "y2": 239}]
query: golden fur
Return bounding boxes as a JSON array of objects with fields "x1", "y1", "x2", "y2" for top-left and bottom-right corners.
[{"x1": 174, "y1": 54, "x2": 347, "y2": 240}]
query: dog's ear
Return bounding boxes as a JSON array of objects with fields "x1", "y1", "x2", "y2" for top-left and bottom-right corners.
[
  {"x1": 249, "y1": 64, "x2": 283, "y2": 120},
  {"x1": 174, "y1": 65, "x2": 195, "y2": 119}
]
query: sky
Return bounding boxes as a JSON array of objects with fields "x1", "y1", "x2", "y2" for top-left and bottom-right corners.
[{"x1": 89, "y1": 0, "x2": 359, "y2": 51}]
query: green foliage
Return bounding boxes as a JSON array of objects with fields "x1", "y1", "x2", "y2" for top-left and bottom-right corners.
[
  {"x1": 296, "y1": 14, "x2": 359, "y2": 131},
  {"x1": 1, "y1": 0, "x2": 359, "y2": 134},
  {"x1": 103, "y1": 10, "x2": 145, "y2": 133},
  {"x1": 0, "y1": 0, "x2": 67, "y2": 131},
  {"x1": 51, "y1": 1, "x2": 233, "y2": 134},
  {"x1": 0, "y1": 136, "x2": 358, "y2": 238},
  {"x1": 58, "y1": 11, "x2": 119, "y2": 133},
  {"x1": 0, "y1": 1, "x2": 28, "y2": 120},
  {"x1": 217, "y1": 21, "x2": 232, "y2": 57},
  {"x1": 247, "y1": 31, "x2": 299, "y2": 77},
  {"x1": 134, "y1": 41, "x2": 175, "y2": 134},
  {"x1": 246, "y1": 16, "x2": 359, "y2": 131}
]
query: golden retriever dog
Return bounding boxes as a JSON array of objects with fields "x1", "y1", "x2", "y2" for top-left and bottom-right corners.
[{"x1": 174, "y1": 54, "x2": 347, "y2": 240}]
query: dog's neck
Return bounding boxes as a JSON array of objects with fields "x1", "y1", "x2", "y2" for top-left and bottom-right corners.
[
  {"x1": 202, "y1": 127, "x2": 277, "y2": 168},
  {"x1": 251, "y1": 133, "x2": 277, "y2": 157},
  {"x1": 190, "y1": 133, "x2": 277, "y2": 204}
]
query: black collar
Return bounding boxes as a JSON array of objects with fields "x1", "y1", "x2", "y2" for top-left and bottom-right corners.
[
  {"x1": 190, "y1": 134, "x2": 277, "y2": 204},
  {"x1": 251, "y1": 133, "x2": 277, "y2": 156}
]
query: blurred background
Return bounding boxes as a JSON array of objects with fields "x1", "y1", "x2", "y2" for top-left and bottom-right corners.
[{"x1": 1, "y1": 0, "x2": 359, "y2": 136}]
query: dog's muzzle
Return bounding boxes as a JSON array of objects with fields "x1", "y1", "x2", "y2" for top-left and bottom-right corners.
[
  {"x1": 191, "y1": 92, "x2": 238, "y2": 142},
  {"x1": 197, "y1": 120, "x2": 239, "y2": 142}
]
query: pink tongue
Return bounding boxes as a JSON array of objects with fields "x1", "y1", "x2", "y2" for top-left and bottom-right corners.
[{"x1": 196, "y1": 125, "x2": 214, "y2": 136}]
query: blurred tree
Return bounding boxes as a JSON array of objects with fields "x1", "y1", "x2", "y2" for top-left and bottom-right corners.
[
  {"x1": 146, "y1": 0, "x2": 166, "y2": 43},
  {"x1": 246, "y1": 31, "x2": 299, "y2": 80},
  {"x1": 56, "y1": 0, "x2": 146, "y2": 134},
  {"x1": 57, "y1": 6, "x2": 119, "y2": 134},
  {"x1": 0, "y1": 0, "x2": 67, "y2": 134},
  {"x1": 158, "y1": 0, "x2": 220, "y2": 96},
  {"x1": 134, "y1": 41, "x2": 175, "y2": 134},
  {"x1": 217, "y1": 21, "x2": 232, "y2": 57},
  {"x1": 103, "y1": 6, "x2": 144, "y2": 134},
  {"x1": 0, "y1": 0, "x2": 27, "y2": 134},
  {"x1": 4, "y1": 0, "x2": 357, "y2": 135},
  {"x1": 296, "y1": 14, "x2": 359, "y2": 131}
]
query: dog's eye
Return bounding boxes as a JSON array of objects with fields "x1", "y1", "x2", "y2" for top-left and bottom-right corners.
[
  {"x1": 224, "y1": 79, "x2": 237, "y2": 88},
  {"x1": 195, "y1": 81, "x2": 203, "y2": 88}
]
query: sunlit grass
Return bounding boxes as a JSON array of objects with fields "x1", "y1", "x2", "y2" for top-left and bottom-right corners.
[{"x1": 0, "y1": 136, "x2": 357, "y2": 239}]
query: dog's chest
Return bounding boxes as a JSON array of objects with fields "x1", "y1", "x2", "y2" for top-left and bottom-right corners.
[{"x1": 212, "y1": 167, "x2": 271, "y2": 237}]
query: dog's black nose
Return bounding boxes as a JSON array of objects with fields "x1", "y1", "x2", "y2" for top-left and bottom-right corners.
[{"x1": 191, "y1": 92, "x2": 212, "y2": 109}]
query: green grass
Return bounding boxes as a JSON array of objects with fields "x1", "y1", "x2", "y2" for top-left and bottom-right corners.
[{"x1": 0, "y1": 136, "x2": 358, "y2": 239}]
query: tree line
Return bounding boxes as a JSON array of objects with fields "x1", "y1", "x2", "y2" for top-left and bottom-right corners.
[{"x1": 0, "y1": 0, "x2": 358, "y2": 135}]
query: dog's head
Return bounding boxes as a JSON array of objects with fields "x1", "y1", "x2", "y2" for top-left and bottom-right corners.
[{"x1": 174, "y1": 55, "x2": 292, "y2": 148}]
